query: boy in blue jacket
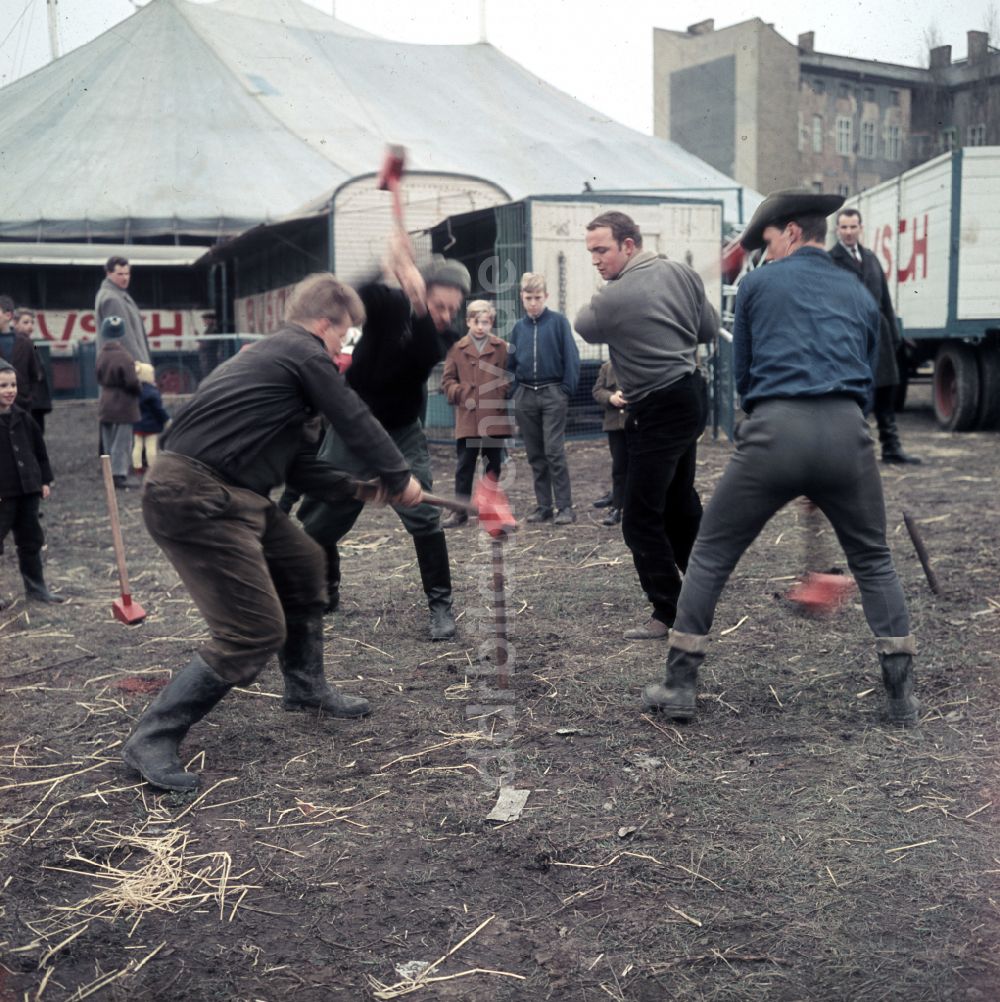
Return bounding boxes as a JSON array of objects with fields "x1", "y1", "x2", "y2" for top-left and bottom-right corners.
[
  {"x1": 507, "y1": 273, "x2": 580, "y2": 524},
  {"x1": 132, "y1": 362, "x2": 170, "y2": 473}
]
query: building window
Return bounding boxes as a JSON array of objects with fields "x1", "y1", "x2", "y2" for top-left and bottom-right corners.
[
  {"x1": 812, "y1": 181, "x2": 824, "y2": 193},
  {"x1": 886, "y1": 124, "x2": 902, "y2": 161},
  {"x1": 889, "y1": 89, "x2": 900, "y2": 106},
  {"x1": 940, "y1": 127, "x2": 957, "y2": 152},
  {"x1": 838, "y1": 184, "x2": 851, "y2": 197},
  {"x1": 863, "y1": 87, "x2": 875, "y2": 102},
  {"x1": 967, "y1": 123, "x2": 987, "y2": 146},
  {"x1": 860, "y1": 120, "x2": 877, "y2": 158},
  {"x1": 812, "y1": 114, "x2": 823, "y2": 153},
  {"x1": 812, "y1": 78, "x2": 825, "y2": 94},
  {"x1": 838, "y1": 83, "x2": 850, "y2": 98},
  {"x1": 836, "y1": 116, "x2": 853, "y2": 155}
]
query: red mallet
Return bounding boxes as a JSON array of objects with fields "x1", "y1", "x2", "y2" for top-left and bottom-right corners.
[
  {"x1": 786, "y1": 572, "x2": 856, "y2": 616},
  {"x1": 100, "y1": 455, "x2": 147, "y2": 625},
  {"x1": 472, "y1": 472, "x2": 517, "y2": 540},
  {"x1": 376, "y1": 144, "x2": 406, "y2": 226}
]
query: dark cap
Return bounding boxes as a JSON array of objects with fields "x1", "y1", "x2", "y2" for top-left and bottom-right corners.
[
  {"x1": 100, "y1": 316, "x2": 126, "y2": 339},
  {"x1": 0, "y1": 358, "x2": 14, "y2": 373},
  {"x1": 422, "y1": 256, "x2": 471, "y2": 296},
  {"x1": 740, "y1": 189, "x2": 845, "y2": 251}
]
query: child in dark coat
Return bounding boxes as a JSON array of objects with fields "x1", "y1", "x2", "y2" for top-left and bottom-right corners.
[
  {"x1": 0, "y1": 359, "x2": 64, "y2": 607},
  {"x1": 96, "y1": 316, "x2": 141, "y2": 488},
  {"x1": 132, "y1": 362, "x2": 170, "y2": 473}
]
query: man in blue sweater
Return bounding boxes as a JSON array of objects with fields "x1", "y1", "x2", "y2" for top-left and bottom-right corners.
[
  {"x1": 641, "y1": 190, "x2": 919, "y2": 728},
  {"x1": 507, "y1": 273, "x2": 580, "y2": 525}
]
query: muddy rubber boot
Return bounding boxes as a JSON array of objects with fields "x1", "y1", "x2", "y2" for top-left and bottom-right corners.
[
  {"x1": 641, "y1": 647, "x2": 702, "y2": 720},
  {"x1": 323, "y1": 544, "x2": 341, "y2": 614},
  {"x1": 20, "y1": 552, "x2": 66, "y2": 604},
  {"x1": 414, "y1": 532, "x2": 456, "y2": 641},
  {"x1": 879, "y1": 652, "x2": 920, "y2": 726},
  {"x1": 121, "y1": 655, "x2": 232, "y2": 792},
  {"x1": 279, "y1": 612, "x2": 370, "y2": 717}
]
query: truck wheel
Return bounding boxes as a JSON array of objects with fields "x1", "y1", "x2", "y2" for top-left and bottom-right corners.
[
  {"x1": 975, "y1": 343, "x2": 1000, "y2": 431},
  {"x1": 933, "y1": 344, "x2": 979, "y2": 431}
]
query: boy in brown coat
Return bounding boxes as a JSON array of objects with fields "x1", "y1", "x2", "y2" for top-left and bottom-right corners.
[
  {"x1": 440, "y1": 300, "x2": 513, "y2": 527},
  {"x1": 95, "y1": 316, "x2": 141, "y2": 488}
]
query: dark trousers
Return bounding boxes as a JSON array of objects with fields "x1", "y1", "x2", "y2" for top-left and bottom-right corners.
[
  {"x1": 673, "y1": 397, "x2": 911, "y2": 644},
  {"x1": 607, "y1": 429, "x2": 628, "y2": 509},
  {"x1": 143, "y1": 453, "x2": 326, "y2": 685},
  {"x1": 513, "y1": 383, "x2": 572, "y2": 510},
  {"x1": 454, "y1": 439, "x2": 503, "y2": 498},
  {"x1": 622, "y1": 373, "x2": 704, "y2": 626},
  {"x1": 297, "y1": 419, "x2": 441, "y2": 546},
  {"x1": 0, "y1": 493, "x2": 45, "y2": 568}
]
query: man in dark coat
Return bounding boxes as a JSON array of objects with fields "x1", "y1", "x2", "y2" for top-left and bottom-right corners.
[
  {"x1": 829, "y1": 209, "x2": 920, "y2": 464},
  {"x1": 121, "y1": 272, "x2": 422, "y2": 793},
  {"x1": 297, "y1": 236, "x2": 468, "y2": 641}
]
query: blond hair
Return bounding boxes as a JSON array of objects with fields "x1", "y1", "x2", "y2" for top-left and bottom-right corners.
[
  {"x1": 466, "y1": 299, "x2": 495, "y2": 322},
  {"x1": 520, "y1": 273, "x2": 547, "y2": 294},
  {"x1": 285, "y1": 273, "x2": 365, "y2": 328},
  {"x1": 135, "y1": 362, "x2": 156, "y2": 385}
]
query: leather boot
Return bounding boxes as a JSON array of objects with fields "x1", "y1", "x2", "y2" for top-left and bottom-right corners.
[
  {"x1": 641, "y1": 647, "x2": 702, "y2": 720},
  {"x1": 879, "y1": 652, "x2": 920, "y2": 726},
  {"x1": 279, "y1": 612, "x2": 370, "y2": 717},
  {"x1": 20, "y1": 552, "x2": 66, "y2": 604},
  {"x1": 323, "y1": 545, "x2": 341, "y2": 614},
  {"x1": 121, "y1": 654, "x2": 232, "y2": 792},
  {"x1": 414, "y1": 532, "x2": 456, "y2": 641},
  {"x1": 877, "y1": 409, "x2": 921, "y2": 465}
]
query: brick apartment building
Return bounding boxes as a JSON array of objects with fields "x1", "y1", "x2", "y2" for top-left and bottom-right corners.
[{"x1": 653, "y1": 17, "x2": 1000, "y2": 195}]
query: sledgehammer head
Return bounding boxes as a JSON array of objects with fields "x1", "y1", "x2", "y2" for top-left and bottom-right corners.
[
  {"x1": 113, "y1": 593, "x2": 147, "y2": 626},
  {"x1": 377, "y1": 144, "x2": 406, "y2": 191},
  {"x1": 473, "y1": 473, "x2": 517, "y2": 539}
]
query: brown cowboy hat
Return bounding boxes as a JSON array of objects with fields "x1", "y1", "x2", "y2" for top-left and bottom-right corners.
[{"x1": 740, "y1": 190, "x2": 845, "y2": 251}]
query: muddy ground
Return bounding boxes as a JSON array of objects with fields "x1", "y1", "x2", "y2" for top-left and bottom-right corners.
[{"x1": 1, "y1": 386, "x2": 998, "y2": 1001}]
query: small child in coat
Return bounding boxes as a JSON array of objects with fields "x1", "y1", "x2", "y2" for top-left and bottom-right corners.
[
  {"x1": 591, "y1": 359, "x2": 628, "y2": 526},
  {"x1": 0, "y1": 359, "x2": 64, "y2": 607},
  {"x1": 95, "y1": 316, "x2": 141, "y2": 489},
  {"x1": 439, "y1": 300, "x2": 513, "y2": 528},
  {"x1": 132, "y1": 362, "x2": 170, "y2": 473}
]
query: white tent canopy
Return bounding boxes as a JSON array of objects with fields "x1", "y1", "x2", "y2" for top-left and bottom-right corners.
[{"x1": 0, "y1": 0, "x2": 758, "y2": 241}]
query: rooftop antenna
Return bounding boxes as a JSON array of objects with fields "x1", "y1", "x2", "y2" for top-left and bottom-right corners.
[{"x1": 46, "y1": 0, "x2": 60, "y2": 60}]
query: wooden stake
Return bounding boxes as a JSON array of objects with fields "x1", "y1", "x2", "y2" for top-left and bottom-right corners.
[
  {"x1": 492, "y1": 538, "x2": 509, "y2": 689},
  {"x1": 902, "y1": 510, "x2": 941, "y2": 595}
]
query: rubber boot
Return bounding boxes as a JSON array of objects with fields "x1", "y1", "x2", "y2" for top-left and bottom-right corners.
[
  {"x1": 641, "y1": 647, "x2": 702, "y2": 720},
  {"x1": 413, "y1": 532, "x2": 456, "y2": 641},
  {"x1": 279, "y1": 612, "x2": 370, "y2": 717},
  {"x1": 323, "y1": 544, "x2": 341, "y2": 614},
  {"x1": 20, "y1": 552, "x2": 66, "y2": 604},
  {"x1": 877, "y1": 409, "x2": 921, "y2": 465},
  {"x1": 879, "y1": 652, "x2": 920, "y2": 726},
  {"x1": 121, "y1": 654, "x2": 232, "y2": 792}
]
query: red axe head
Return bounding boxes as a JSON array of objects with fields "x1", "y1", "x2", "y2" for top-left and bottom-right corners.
[
  {"x1": 377, "y1": 144, "x2": 406, "y2": 192},
  {"x1": 473, "y1": 473, "x2": 517, "y2": 539}
]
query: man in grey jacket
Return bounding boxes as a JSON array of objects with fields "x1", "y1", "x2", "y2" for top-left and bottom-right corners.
[
  {"x1": 95, "y1": 256, "x2": 152, "y2": 365},
  {"x1": 576, "y1": 211, "x2": 717, "y2": 640}
]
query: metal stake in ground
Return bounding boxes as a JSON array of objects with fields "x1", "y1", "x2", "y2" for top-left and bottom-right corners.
[
  {"x1": 100, "y1": 455, "x2": 147, "y2": 625},
  {"x1": 473, "y1": 474, "x2": 518, "y2": 690}
]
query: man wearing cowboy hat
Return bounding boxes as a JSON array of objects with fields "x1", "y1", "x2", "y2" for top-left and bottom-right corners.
[{"x1": 640, "y1": 190, "x2": 920, "y2": 729}]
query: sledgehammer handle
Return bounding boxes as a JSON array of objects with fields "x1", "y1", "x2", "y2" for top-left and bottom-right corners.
[{"x1": 101, "y1": 455, "x2": 133, "y2": 598}]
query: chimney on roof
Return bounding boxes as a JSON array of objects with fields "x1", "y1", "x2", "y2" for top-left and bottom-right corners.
[
  {"x1": 929, "y1": 45, "x2": 952, "y2": 68},
  {"x1": 687, "y1": 19, "x2": 714, "y2": 36},
  {"x1": 798, "y1": 32, "x2": 815, "y2": 53},
  {"x1": 968, "y1": 30, "x2": 989, "y2": 64}
]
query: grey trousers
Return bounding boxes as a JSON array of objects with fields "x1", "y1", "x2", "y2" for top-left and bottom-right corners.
[
  {"x1": 100, "y1": 423, "x2": 134, "y2": 478},
  {"x1": 672, "y1": 397, "x2": 913, "y2": 652},
  {"x1": 513, "y1": 383, "x2": 572, "y2": 510}
]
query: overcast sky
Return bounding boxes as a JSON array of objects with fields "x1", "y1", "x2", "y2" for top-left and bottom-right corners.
[{"x1": 2, "y1": 0, "x2": 996, "y2": 132}]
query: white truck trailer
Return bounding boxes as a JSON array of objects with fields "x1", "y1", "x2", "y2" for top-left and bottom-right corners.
[{"x1": 845, "y1": 147, "x2": 1000, "y2": 430}]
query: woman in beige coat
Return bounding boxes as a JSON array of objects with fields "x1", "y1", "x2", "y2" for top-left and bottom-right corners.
[{"x1": 440, "y1": 301, "x2": 513, "y2": 527}]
